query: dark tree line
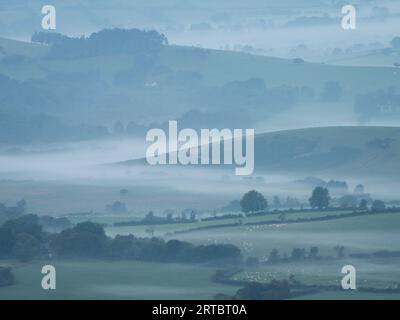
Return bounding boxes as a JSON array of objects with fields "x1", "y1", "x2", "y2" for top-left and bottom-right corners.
[
  {"x1": 0, "y1": 215, "x2": 242, "y2": 264},
  {"x1": 32, "y1": 28, "x2": 168, "y2": 59}
]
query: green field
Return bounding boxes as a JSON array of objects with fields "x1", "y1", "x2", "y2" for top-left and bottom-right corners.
[
  {"x1": 165, "y1": 212, "x2": 400, "y2": 258},
  {"x1": 1, "y1": 37, "x2": 399, "y2": 95},
  {"x1": 104, "y1": 210, "x2": 349, "y2": 238},
  {"x1": 1, "y1": 209, "x2": 400, "y2": 300},
  {"x1": 234, "y1": 258, "x2": 400, "y2": 289},
  {"x1": 0, "y1": 260, "x2": 239, "y2": 300}
]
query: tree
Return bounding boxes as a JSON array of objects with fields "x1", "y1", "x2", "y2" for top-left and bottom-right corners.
[
  {"x1": 189, "y1": 211, "x2": 197, "y2": 221},
  {"x1": 112, "y1": 120, "x2": 125, "y2": 136},
  {"x1": 359, "y1": 199, "x2": 368, "y2": 211},
  {"x1": 390, "y1": 37, "x2": 400, "y2": 49},
  {"x1": 240, "y1": 190, "x2": 268, "y2": 214},
  {"x1": 12, "y1": 232, "x2": 42, "y2": 262},
  {"x1": 272, "y1": 195, "x2": 281, "y2": 208},
  {"x1": 145, "y1": 211, "x2": 155, "y2": 221},
  {"x1": 268, "y1": 248, "x2": 280, "y2": 263},
  {"x1": 353, "y1": 184, "x2": 365, "y2": 195},
  {"x1": 0, "y1": 266, "x2": 15, "y2": 287},
  {"x1": 339, "y1": 195, "x2": 357, "y2": 209},
  {"x1": 334, "y1": 245, "x2": 345, "y2": 259},
  {"x1": 309, "y1": 187, "x2": 330, "y2": 209},
  {"x1": 106, "y1": 201, "x2": 127, "y2": 213},
  {"x1": 50, "y1": 222, "x2": 107, "y2": 257},
  {"x1": 309, "y1": 246, "x2": 319, "y2": 259},
  {"x1": 320, "y1": 81, "x2": 343, "y2": 102},
  {"x1": 371, "y1": 200, "x2": 386, "y2": 212},
  {"x1": 0, "y1": 227, "x2": 15, "y2": 257},
  {"x1": 291, "y1": 248, "x2": 306, "y2": 260}
]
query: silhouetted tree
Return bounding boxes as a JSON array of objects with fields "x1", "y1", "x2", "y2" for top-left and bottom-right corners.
[
  {"x1": 320, "y1": 81, "x2": 343, "y2": 102},
  {"x1": 334, "y1": 245, "x2": 345, "y2": 259},
  {"x1": 309, "y1": 187, "x2": 330, "y2": 209},
  {"x1": 240, "y1": 190, "x2": 268, "y2": 214},
  {"x1": 371, "y1": 200, "x2": 386, "y2": 212},
  {"x1": 268, "y1": 248, "x2": 280, "y2": 263},
  {"x1": 309, "y1": 246, "x2": 319, "y2": 259},
  {"x1": 359, "y1": 199, "x2": 368, "y2": 211}
]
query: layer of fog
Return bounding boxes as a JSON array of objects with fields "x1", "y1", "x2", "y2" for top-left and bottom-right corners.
[
  {"x1": 3, "y1": 0, "x2": 400, "y2": 63},
  {"x1": 1, "y1": 137, "x2": 400, "y2": 214}
]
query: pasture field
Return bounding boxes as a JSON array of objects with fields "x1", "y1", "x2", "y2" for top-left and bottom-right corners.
[
  {"x1": 234, "y1": 258, "x2": 400, "y2": 289},
  {"x1": 0, "y1": 260, "x2": 239, "y2": 300},
  {"x1": 104, "y1": 210, "x2": 350, "y2": 238},
  {"x1": 165, "y1": 212, "x2": 400, "y2": 258}
]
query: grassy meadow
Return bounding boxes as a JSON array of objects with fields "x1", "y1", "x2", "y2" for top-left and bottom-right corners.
[{"x1": 0, "y1": 260, "x2": 239, "y2": 300}]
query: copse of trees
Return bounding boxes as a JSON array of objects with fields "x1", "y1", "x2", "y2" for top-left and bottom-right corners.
[
  {"x1": 0, "y1": 215, "x2": 242, "y2": 264},
  {"x1": 371, "y1": 200, "x2": 386, "y2": 212},
  {"x1": 320, "y1": 81, "x2": 343, "y2": 102},
  {"x1": 354, "y1": 88, "x2": 400, "y2": 122},
  {"x1": 240, "y1": 190, "x2": 268, "y2": 214},
  {"x1": 0, "y1": 214, "x2": 44, "y2": 261},
  {"x1": 0, "y1": 200, "x2": 26, "y2": 224},
  {"x1": 309, "y1": 187, "x2": 330, "y2": 210},
  {"x1": 31, "y1": 28, "x2": 168, "y2": 59}
]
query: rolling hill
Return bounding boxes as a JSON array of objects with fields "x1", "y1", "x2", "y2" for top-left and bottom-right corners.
[{"x1": 121, "y1": 126, "x2": 400, "y2": 178}]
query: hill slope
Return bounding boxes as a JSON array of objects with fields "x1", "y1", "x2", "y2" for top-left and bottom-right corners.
[{"x1": 122, "y1": 126, "x2": 400, "y2": 178}]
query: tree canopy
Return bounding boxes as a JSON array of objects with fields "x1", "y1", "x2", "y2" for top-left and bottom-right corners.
[
  {"x1": 240, "y1": 190, "x2": 268, "y2": 213},
  {"x1": 309, "y1": 186, "x2": 330, "y2": 209}
]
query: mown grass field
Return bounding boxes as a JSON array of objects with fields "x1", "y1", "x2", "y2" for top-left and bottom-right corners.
[{"x1": 0, "y1": 260, "x2": 239, "y2": 300}]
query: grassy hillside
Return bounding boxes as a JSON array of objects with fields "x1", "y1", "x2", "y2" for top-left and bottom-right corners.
[
  {"x1": 327, "y1": 48, "x2": 400, "y2": 68},
  {"x1": 254, "y1": 126, "x2": 400, "y2": 176},
  {"x1": 0, "y1": 37, "x2": 399, "y2": 94},
  {"x1": 124, "y1": 125, "x2": 400, "y2": 177}
]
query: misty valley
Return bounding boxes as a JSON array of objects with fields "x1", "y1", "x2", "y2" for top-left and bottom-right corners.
[{"x1": 1, "y1": 0, "x2": 400, "y2": 302}]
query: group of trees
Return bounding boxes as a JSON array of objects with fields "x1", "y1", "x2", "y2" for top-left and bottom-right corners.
[
  {"x1": 32, "y1": 28, "x2": 168, "y2": 59},
  {"x1": 268, "y1": 247, "x2": 319, "y2": 263},
  {"x1": 0, "y1": 215, "x2": 43, "y2": 261},
  {"x1": 355, "y1": 87, "x2": 400, "y2": 122},
  {"x1": 0, "y1": 215, "x2": 242, "y2": 264},
  {"x1": 0, "y1": 200, "x2": 26, "y2": 224},
  {"x1": 267, "y1": 245, "x2": 346, "y2": 263},
  {"x1": 240, "y1": 187, "x2": 385, "y2": 213}
]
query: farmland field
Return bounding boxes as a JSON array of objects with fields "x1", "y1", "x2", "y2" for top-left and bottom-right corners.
[
  {"x1": 166, "y1": 212, "x2": 400, "y2": 257},
  {"x1": 0, "y1": 260, "x2": 239, "y2": 300}
]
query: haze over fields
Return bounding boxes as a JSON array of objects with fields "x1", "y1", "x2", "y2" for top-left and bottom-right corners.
[{"x1": 0, "y1": 0, "x2": 400, "y2": 300}]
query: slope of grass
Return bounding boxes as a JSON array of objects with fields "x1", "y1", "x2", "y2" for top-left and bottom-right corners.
[{"x1": 0, "y1": 37, "x2": 399, "y2": 95}]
